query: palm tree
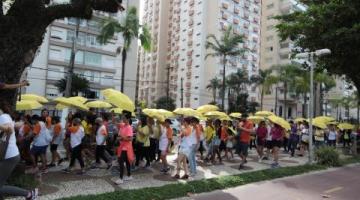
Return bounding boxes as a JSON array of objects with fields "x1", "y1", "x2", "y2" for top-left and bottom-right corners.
[
  {"x1": 206, "y1": 77, "x2": 221, "y2": 103},
  {"x1": 251, "y1": 69, "x2": 277, "y2": 111},
  {"x1": 98, "y1": 7, "x2": 151, "y2": 92},
  {"x1": 293, "y1": 71, "x2": 310, "y2": 117},
  {"x1": 271, "y1": 64, "x2": 301, "y2": 119},
  {"x1": 55, "y1": 74, "x2": 90, "y2": 96},
  {"x1": 206, "y1": 26, "x2": 245, "y2": 110},
  {"x1": 314, "y1": 72, "x2": 336, "y2": 115}
]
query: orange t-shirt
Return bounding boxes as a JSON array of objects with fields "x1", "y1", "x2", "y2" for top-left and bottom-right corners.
[
  {"x1": 240, "y1": 120, "x2": 254, "y2": 144},
  {"x1": 181, "y1": 126, "x2": 192, "y2": 137},
  {"x1": 166, "y1": 127, "x2": 173, "y2": 140},
  {"x1": 22, "y1": 124, "x2": 31, "y2": 136},
  {"x1": 53, "y1": 123, "x2": 62, "y2": 136},
  {"x1": 220, "y1": 127, "x2": 228, "y2": 141}
]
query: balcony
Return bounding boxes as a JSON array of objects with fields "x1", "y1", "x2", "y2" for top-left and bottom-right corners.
[
  {"x1": 234, "y1": 8, "x2": 240, "y2": 14},
  {"x1": 189, "y1": 10, "x2": 194, "y2": 16},
  {"x1": 188, "y1": 19, "x2": 194, "y2": 26},
  {"x1": 189, "y1": 0, "x2": 194, "y2": 6},
  {"x1": 233, "y1": 0, "x2": 239, "y2": 4},
  {"x1": 233, "y1": 18, "x2": 239, "y2": 24},
  {"x1": 188, "y1": 40, "x2": 193, "y2": 46},
  {"x1": 222, "y1": 3, "x2": 229, "y2": 9},
  {"x1": 222, "y1": 13, "x2": 228, "y2": 20}
]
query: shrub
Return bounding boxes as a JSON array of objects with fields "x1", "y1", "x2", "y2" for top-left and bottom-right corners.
[{"x1": 315, "y1": 146, "x2": 341, "y2": 167}]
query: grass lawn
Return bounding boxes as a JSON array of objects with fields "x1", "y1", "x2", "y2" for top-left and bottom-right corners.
[{"x1": 60, "y1": 156, "x2": 360, "y2": 200}]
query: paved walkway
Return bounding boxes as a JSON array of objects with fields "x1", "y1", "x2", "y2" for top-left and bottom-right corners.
[
  {"x1": 181, "y1": 165, "x2": 360, "y2": 200},
  {"x1": 11, "y1": 146, "x2": 308, "y2": 200}
]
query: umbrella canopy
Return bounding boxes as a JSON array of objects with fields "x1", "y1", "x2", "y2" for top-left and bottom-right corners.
[
  {"x1": 268, "y1": 115, "x2": 291, "y2": 130},
  {"x1": 204, "y1": 111, "x2": 228, "y2": 119},
  {"x1": 229, "y1": 112, "x2": 242, "y2": 118},
  {"x1": 85, "y1": 100, "x2": 112, "y2": 109},
  {"x1": 173, "y1": 108, "x2": 202, "y2": 118},
  {"x1": 55, "y1": 103, "x2": 68, "y2": 110},
  {"x1": 338, "y1": 123, "x2": 354, "y2": 130},
  {"x1": 142, "y1": 108, "x2": 157, "y2": 117},
  {"x1": 312, "y1": 118, "x2": 327, "y2": 129},
  {"x1": 255, "y1": 111, "x2": 275, "y2": 117},
  {"x1": 110, "y1": 108, "x2": 123, "y2": 114},
  {"x1": 21, "y1": 94, "x2": 49, "y2": 103},
  {"x1": 156, "y1": 109, "x2": 175, "y2": 118},
  {"x1": 68, "y1": 96, "x2": 88, "y2": 104},
  {"x1": 16, "y1": 100, "x2": 43, "y2": 111},
  {"x1": 294, "y1": 117, "x2": 306, "y2": 123},
  {"x1": 248, "y1": 116, "x2": 265, "y2": 124},
  {"x1": 101, "y1": 89, "x2": 135, "y2": 112},
  {"x1": 314, "y1": 116, "x2": 335, "y2": 124},
  {"x1": 197, "y1": 105, "x2": 219, "y2": 114},
  {"x1": 54, "y1": 97, "x2": 89, "y2": 111}
]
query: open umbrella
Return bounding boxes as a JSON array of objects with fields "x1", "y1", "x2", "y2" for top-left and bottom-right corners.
[
  {"x1": 294, "y1": 117, "x2": 306, "y2": 123},
  {"x1": 55, "y1": 103, "x2": 68, "y2": 110},
  {"x1": 338, "y1": 123, "x2": 354, "y2": 130},
  {"x1": 173, "y1": 108, "x2": 202, "y2": 118},
  {"x1": 68, "y1": 96, "x2": 88, "y2": 104},
  {"x1": 248, "y1": 116, "x2": 265, "y2": 124},
  {"x1": 156, "y1": 109, "x2": 175, "y2": 118},
  {"x1": 16, "y1": 100, "x2": 43, "y2": 111},
  {"x1": 197, "y1": 105, "x2": 219, "y2": 114},
  {"x1": 312, "y1": 118, "x2": 327, "y2": 129},
  {"x1": 54, "y1": 97, "x2": 89, "y2": 111},
  {"x1": 21, "y1": 94, "x2": 49, "y2": 103},
  {"x1": 204, "y1": 111, "x2": 228, "y2": 119},
  {"x1": 101, "y1": 88, "x2": 135, "y2": 112},
  {"x1": 268, "y1": 115, "x2": 291, "y2": 130},
  {"x1": 229, "y1": 112, "x2": 242, "y2": 118},
  {"x1": 255, "y1": 111, "x2": 275, "y2": 117},
  {"x1": 85, "y1": 100, "x2": 112, "y2": 109},
  {"x1": 110, "y1": 108, "x2": 123, "y2": 114},
  {"x1": 314, "y1": 116, "x2": 335, "y2": 123}
]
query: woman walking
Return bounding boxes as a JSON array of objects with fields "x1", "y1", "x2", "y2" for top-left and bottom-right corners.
[
  {"x1": 173, "y1": 118, "x2": 192, "y2": 180},
  {"x1": 270, "y1": 123, "x2": 284, "y2": 168},
  {"x1": 0, "y1": 113, "x2": 38, "y2": 200},
  {"x1": 255, "y1": 121, "x2": 267, "y2": 161}
]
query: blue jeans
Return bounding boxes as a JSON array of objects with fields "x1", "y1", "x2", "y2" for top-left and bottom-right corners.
[{"x1": 188, "y1": 144, "x2": 197, "y2": 175}]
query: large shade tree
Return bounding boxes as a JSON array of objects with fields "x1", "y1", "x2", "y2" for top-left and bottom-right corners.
[
  {"x1": 0, "y1": 0, "x2": 124, "y2": 111},
  {"x1": 206, "y1": 26, "x2": 245, "y2": 111},
  {"x1": 276, "y1": 0, "x2": 360, "y2": 103},
  {"x1": 97, "y1": 6, "x2": 151, "y2": 92}
]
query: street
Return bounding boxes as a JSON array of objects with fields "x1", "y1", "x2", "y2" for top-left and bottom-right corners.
[{"x1": 187, "y1": 165, "x2": 360, "y2": 200}]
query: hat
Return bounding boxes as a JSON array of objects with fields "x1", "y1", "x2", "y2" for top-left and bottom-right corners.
[
  {"x1": 164, "y1": 119, "x2": 172, "y2": 124},
  {"x1": 95, "y1": 117, "x2": 103, "y2": 124}
]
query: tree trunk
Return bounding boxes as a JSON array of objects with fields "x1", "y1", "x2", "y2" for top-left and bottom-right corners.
[
  {"x1": 120, "y1": 48, "x2": 127, "y2": 92},
  {"x1": 283, "y1": 82, "x2": 287, "y2": 119},
  {"x1": 357, "y1": 101, "x2": 359, "y2": 125},
  {"x1": 221, "y1": 55, "x2": 227, "y2": 111},
  {"x1": 260, "y1": 87, "x2": 264, "y2": 111},
  {"x1": 213, "y1": 88, "x2": 216, "y2": 103},
  {"x1": 302, "y1": 93, "x2": 307, "y2": 118}
]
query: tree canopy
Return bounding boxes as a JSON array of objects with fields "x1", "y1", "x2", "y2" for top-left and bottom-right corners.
[
  {"x1": 276, "y1": 0, "x2": 360, "y2": 96},
  {"x1": 55, "y1": 74, "x2": 90, "y2": 97},
  {"x1": 154, "y1": 96, "x2": 176, "y2": 111}
]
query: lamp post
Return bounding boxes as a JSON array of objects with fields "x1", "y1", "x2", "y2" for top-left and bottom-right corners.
[{"x1": 296, "y1": 49, "x2": 331, "y2": 163}]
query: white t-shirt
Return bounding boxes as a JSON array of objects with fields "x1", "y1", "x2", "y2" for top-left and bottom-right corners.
[
  {"x1": 188, "y1": 128, "x2": 197, "y2": 146},
  {"x1": 159, "y1": 126, "x2": 169, "y2": 151},
  {"x1": 0, "y1": 114, "x2": 19, "y2": 159},
  {"x1": 328, "y1": 130, "x2": 337, "y2": 141},
  {"x1": 33, "y1": 121, "x2": 51, "y2": 147},
  {"x1": 96, "y1": 125, "x2": 107, "y2": 146},
  {"x1": 266, "y1": 126, "x2": 272, "y2": 141},
  {"x1": 71, "y1": 126, "x2": 85, "y2": 148}
]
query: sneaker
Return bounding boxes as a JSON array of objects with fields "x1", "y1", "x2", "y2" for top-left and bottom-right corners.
[
  {"x1": 26, "y1": 188, "x2": 38, "y2": 200},
  {"x1": 123, "y1": 176, "x2": 133, "y2": 181},
  {"x1": 57, "y1": 159, "x2": 64, "y2": 166},
  {"x1": 271, "y1": 163, "x2": 280, "y2": 169},
  {"x1": 41, "y1": 168, "x2": 49, "y2": 174},
  {"x1": 47, "y1": 163, "x2": 56, "y2": 168},
  {"x1": 262, "y1": 157, "x2": 269, "y2": 160},
  {"x1": 114, "y1": 178, "x2": 124, "y2": 185},
  {"x1": 62, "y1": 168, "x2": 71, "y2": 173},
  {"x1": 181, "y1": 174, "x2": 189, "y2": 180},
  {"x1": 173, "y1": 174, "x2": 180, "y2": 179},
  {"x1": 107, "y1": 163, "x2": 113, "y2": 170}
]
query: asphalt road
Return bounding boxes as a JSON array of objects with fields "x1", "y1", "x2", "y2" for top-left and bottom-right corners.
[{"x1": 189, "y1": 165, "x2": 360, "y2": 200}]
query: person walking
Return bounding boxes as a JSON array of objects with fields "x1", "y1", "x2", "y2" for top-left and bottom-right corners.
[
  {"x1": 237, "y1": 114, "x2": 254, "y2": 169},
  {"x1": 204, "y1": 119, "x2": 215, "y2": 162},
  {"x1": 48, "y1": 116, "x2": 64, "y2": 167},
  {"x1": 63, "y1": 118, "x2": 85, "y2": 175},
  {"x1": 114, "y1": 114, "x2": 135, "y2": 185},
  {"x1": 135, "y1": 116, "x2": 152, "y2": 168},
  {"x1": 327, "y1": 125, "x2": 337, "y2": 147},
  {"x1": 270, "y1": 123, "x2": 285, "y2": 168},
  {"x1": 255, "y1": 121, "x2": 267, "y2": 161},
  {"x1": 159, "y1": 119, "x2": 173, "y2": 173},
  {"x1": 288, "y1": 121, "x2": 299, "y2": 157},
  {"x1": 173, "y1": 118, "x2": 192, "y2": 180},
  {"x1": 0, "y1": 113, "x2": 38, "y2": 200},
  {"x1": 94, "y1": 118, "x2": 112, "y2": 169}
]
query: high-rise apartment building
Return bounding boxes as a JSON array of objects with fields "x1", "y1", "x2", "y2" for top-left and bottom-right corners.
[
  {"x1": 139, "y1": 0, "x2": 261, "y2": 108},
  {"x1": 260, "y1": 0, "x2": 305, "y2": 118},
  {"x1": 24, "y1": 0, "x2": 139, "y2": 106}
]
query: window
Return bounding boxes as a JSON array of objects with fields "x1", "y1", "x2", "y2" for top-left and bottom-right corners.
[
  {"x1": 65, "y1": 49, "x2": 84, "y2": 64},
  {"x1": 86, "y1": 34, "x2": 100, "y2": 47},
  {"x1": 103, "y1": 56, "x2": 115, "y2": 68},
  {"x1": 50, "y1": 28, "x2": 64, "y2": 40},
  {"x1": 87, "y1": 20, "x2": 100, "y2": 32},
  {"x1": 47, "y1": 66, "x2": 64, "y2": 80},
  {"x1": 49, "y1": 48, "x2": 62, "y2": 60},
  {"x1": 267, "y1": 3, "x2": 274, "y2": 9},
  {"x1": 84, "y1": 52, "x2": 102, "y2": 66}
]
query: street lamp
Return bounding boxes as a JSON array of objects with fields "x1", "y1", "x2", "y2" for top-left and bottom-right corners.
[{"x1": 295, "y1": 48, "x2": 331, "y2": 164}]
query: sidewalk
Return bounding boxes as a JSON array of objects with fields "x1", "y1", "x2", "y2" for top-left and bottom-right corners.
[{"x1": 10, "y1": 148, "x2": 308, "y2": 200}]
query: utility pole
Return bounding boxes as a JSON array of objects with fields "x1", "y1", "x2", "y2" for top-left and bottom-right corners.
[
  {"x1": 180, "y1": 77, "x2": 184, "y2": 107},
  {"x1": 274, "y1": 86, "x2": 278, "y2": 115},
  {"x1": 166, "y1": 66, "x2": 170, "y2": 102},
  {"x1": 65, "y1": 18, "x2": 80, "y2": 97},
  {"x1": 134, "y1": 46, "x2": 141, "y2": 114}
]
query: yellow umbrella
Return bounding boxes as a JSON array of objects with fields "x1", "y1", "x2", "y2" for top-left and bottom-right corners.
[
  {"x1": 55, "y1": 103, "x2": 68, "y2": 110},
  {"x1": 312, "y1": 118, "x2": 327, "y2": 129},
  {"x1": 16, "y1": 100, "x2": 43, "y2": 111},
  {"x1": 68, "y1": 96, "x2": 88, "y2": 104},
  {"x1": 255, "y1": 111, "x2": 275, "y2": 117},
  {"x1": 197, "y1": 105, "x2": 219, "y2": 114},
  {"x1": 248, "y1": 116, "x2": 265, "y2": 124},
  {"x1": 21, "y1": 94, "x2": 49, "y2": 103},
  {"x1": 327, "y1": 121, "x2": 339, "y2": 125},
  {"x1": 156, "y1": 109, "x2": 175, "y2": 118},
  {"x1": 110, "y1": 108, "x2": 123, "y2": 114},
  {"x1": 338, "y1": 123, "x2": 354, "y2": 130},
  {"x1": 229, "y1": 112, "x2": 242, "y2": 118},
  {"x1": 219, "y1": 116, "x2": 231, "y2": 121},
  {"x1": 314, "y1": 116, "x2": 335, "y2": 123},
  {"x1": 173, "y1": 108, "x2": 200, "y2": 117},
  {"x1": 294, "y1": 118, "x2": 306, "y2": 123},
  {"x1": 204, "y1": 111, "x2": 228, "y2": 119},
  {"x1": 142, "y1": 108, "x2": 157, "y2": 117},
  {"x1": 101, "y1": 89, "x2": 135, "y2": 112},
  {"x1": 268, "y1": 115, "x2": 291, "y2": 130},
  {"x1": 85, "y1": 100, "x2": 112, "y2": 108},
  {"x1": 54, "y1": 97, "x2": 89, "y2": 111}
]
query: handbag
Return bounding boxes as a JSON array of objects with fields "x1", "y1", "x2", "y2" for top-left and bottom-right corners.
[{"x1": 0, "y1": 131, "x2": 11, "y2": 161}]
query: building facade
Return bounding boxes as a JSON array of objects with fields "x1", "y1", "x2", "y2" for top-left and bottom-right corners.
[
  {"x1": 25, "y1": 0, "x2": 139, "y2": 104},
  {"x1": 139, "y1": 0, "x2": 261, "y2": 108},
  {"x1": 260, "y1": 0, "x2": 305, "y2": 118}
]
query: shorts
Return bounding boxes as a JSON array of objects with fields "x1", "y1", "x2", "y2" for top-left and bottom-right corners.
[
  {"x1": 50, "y1": 144, "x2": 58, "y2": 151},
  {"x1": 31, "y1": 145, "x2": 48, "y2": 156},
  {"x1": 257, "y1": 138, "x2": 266, "y2": 146},
  {"x1": 265, "y1": 140, "x2": 272, "y2": 149},
  {"x1": 236, "y1": 142, "x2": 249, "y2": 157},
  {"x1": 271, "y1": 140, "x2": 282, "y2": 148},
  {"x1": 219, "y1": 141, "x2": 227, "y2": 151}
]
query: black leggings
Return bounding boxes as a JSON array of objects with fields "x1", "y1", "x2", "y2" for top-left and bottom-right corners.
[
  {"x1": 118, "y1": 151, "x2": 131, "y2": 179},
  {"x1": 69, "y1": 145, "x2": 84, "y2": 168},
  {"x1": 96, "y1": 145, "x2": 109, "y2": 164}
]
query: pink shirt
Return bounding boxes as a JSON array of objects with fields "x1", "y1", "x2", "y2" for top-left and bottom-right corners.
[{"x1": 118, "y1": 123, "x2": 133, "y2": 151}]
